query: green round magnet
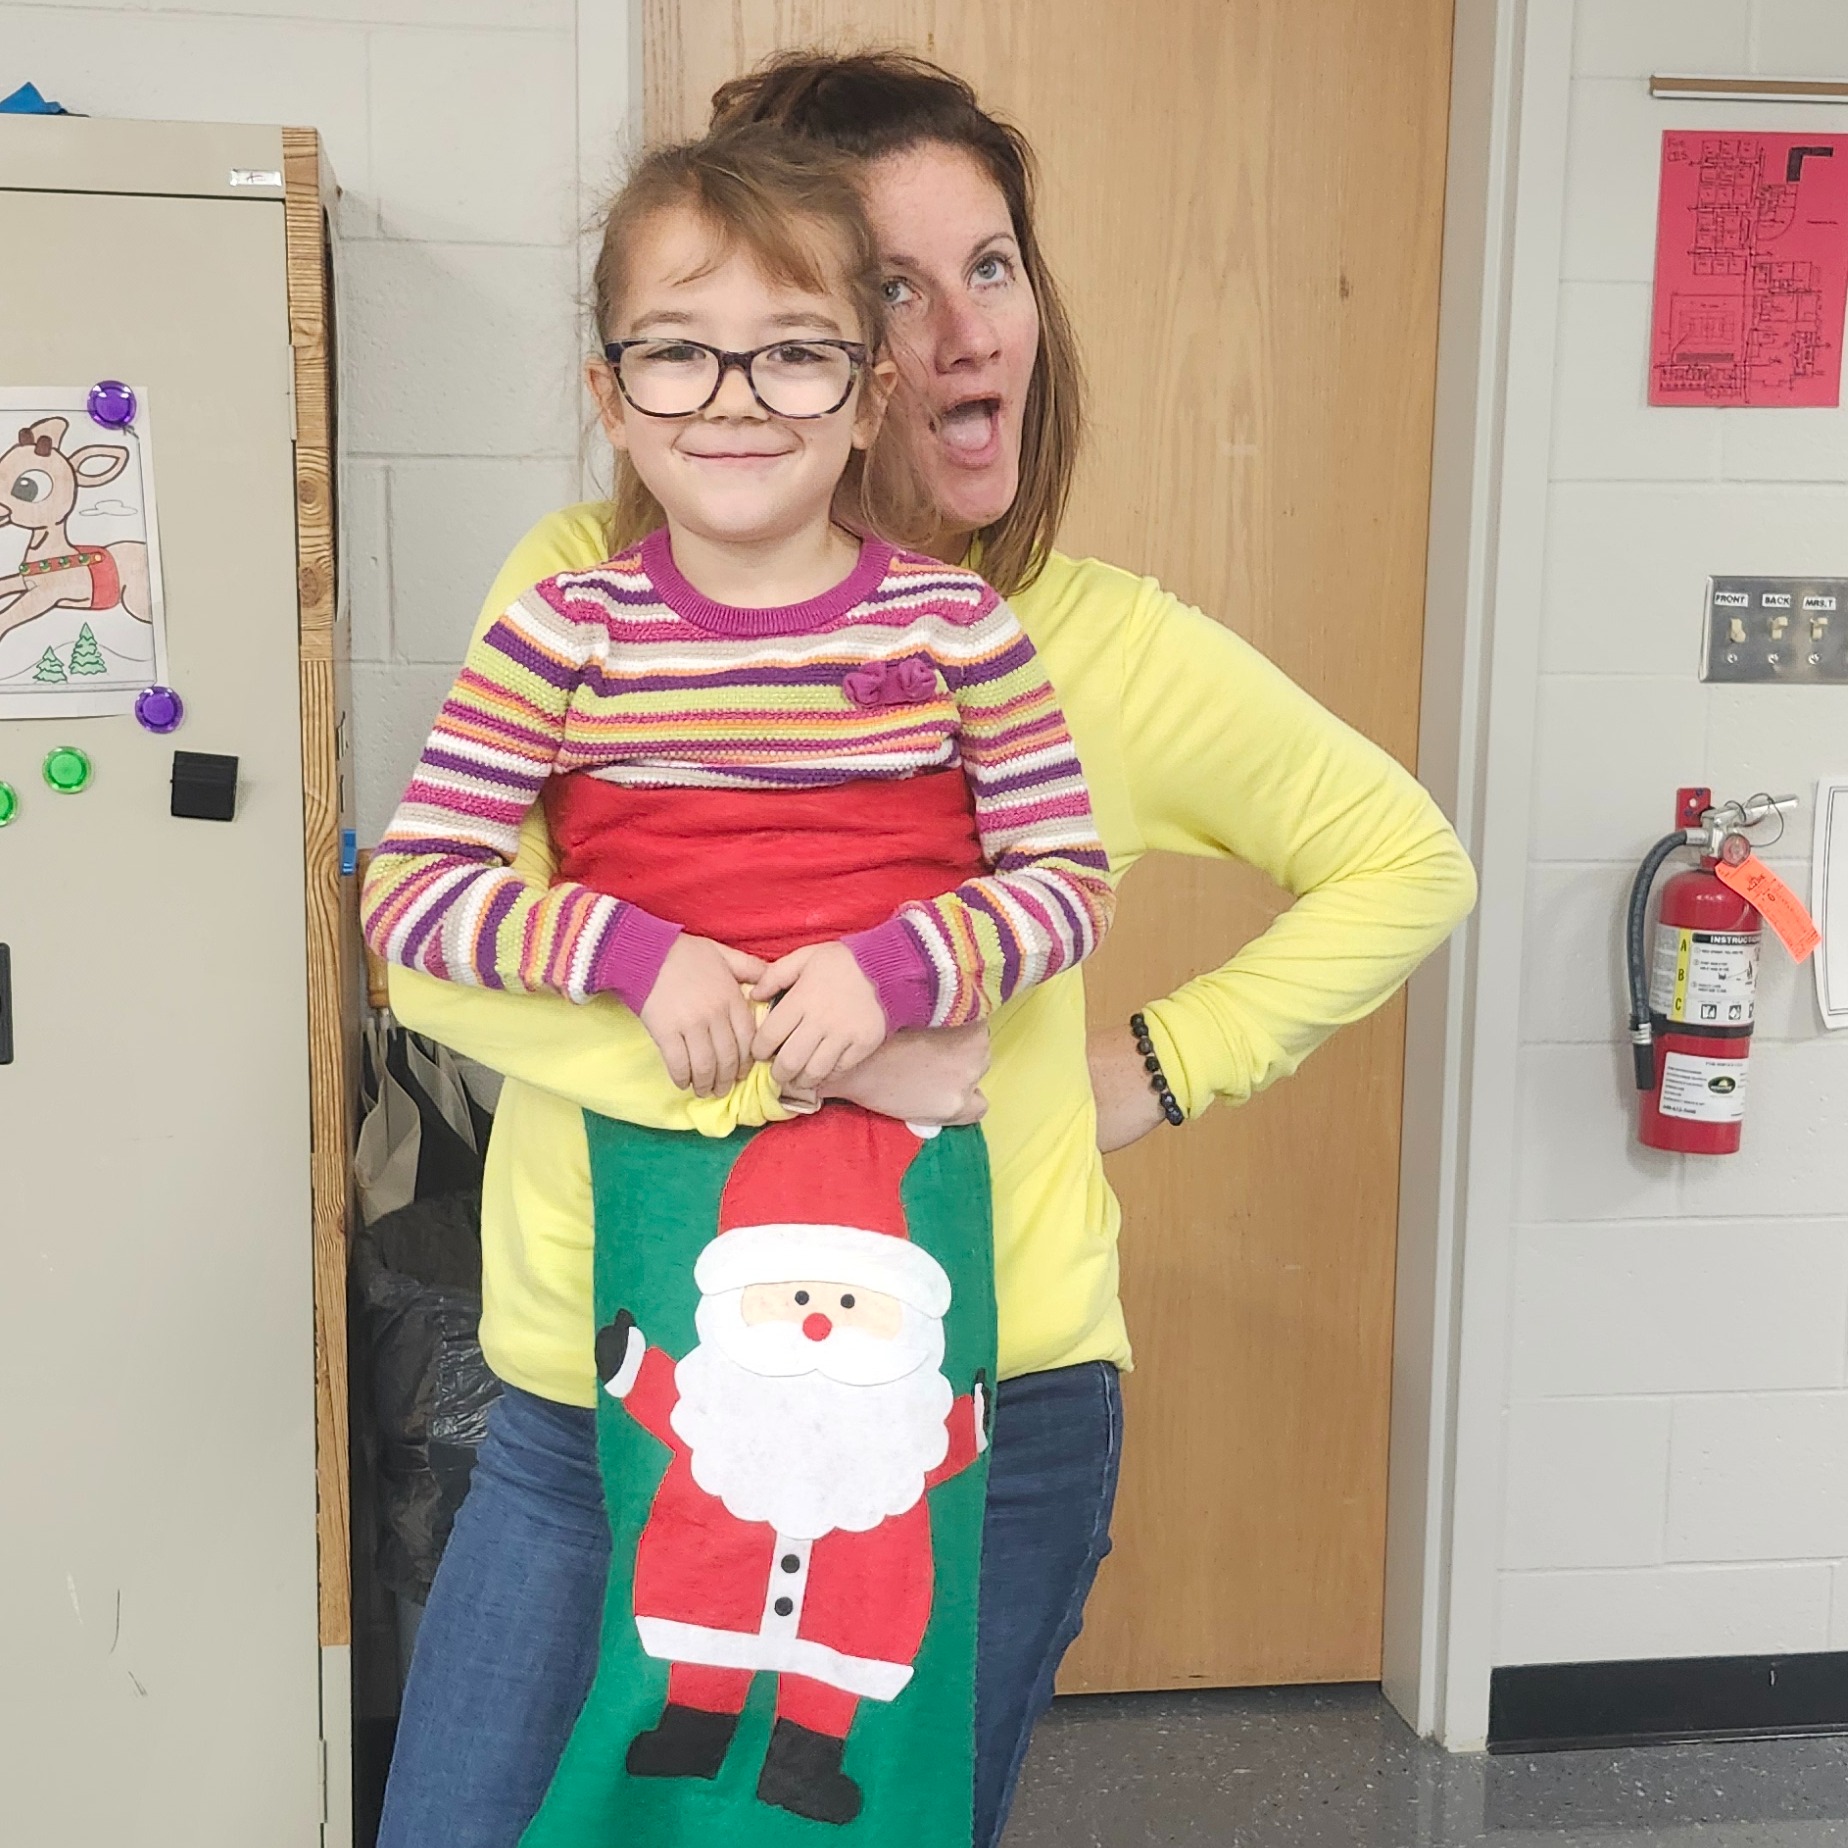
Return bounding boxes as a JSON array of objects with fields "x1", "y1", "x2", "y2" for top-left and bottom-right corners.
[
  {"x1": 0, "y1": 781, "x2": 16, "y2": 827},
  {"x1": 43, "y1": 745, "x2": 92, "y2": 794}
]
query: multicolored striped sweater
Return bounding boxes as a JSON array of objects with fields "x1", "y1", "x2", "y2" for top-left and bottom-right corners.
[{"x1": 361, "y1": 528, "x2": 1115, "y2": 1031}]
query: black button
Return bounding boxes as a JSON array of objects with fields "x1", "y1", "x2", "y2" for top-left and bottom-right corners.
[
  {"x1": 170, "y1": 751, "x2": 239, "y2": 823},
  {"x1": 773, "y1": 1597, "x2": 794, "y2": 1617},
  {"x1": 781, "y1": 1555, "x2": 800, "y2": 1574}
]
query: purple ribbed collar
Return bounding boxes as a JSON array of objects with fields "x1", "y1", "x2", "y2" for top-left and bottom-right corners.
[{"x1": 640, "y1": 525, "x2": 895, "y2": 636}]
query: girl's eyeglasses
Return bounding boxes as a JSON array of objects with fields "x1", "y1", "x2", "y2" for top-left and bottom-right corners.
[{"x1": 602, "y1": 338, "x2": 868, "y2": 420}]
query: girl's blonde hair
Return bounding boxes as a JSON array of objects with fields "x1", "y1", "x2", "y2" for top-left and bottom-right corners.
[{"x1": 591, "y1": 124, "x2": 928, "y2": 553}]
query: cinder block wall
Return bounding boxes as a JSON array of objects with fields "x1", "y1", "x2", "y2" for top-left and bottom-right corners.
[
  {"x1": 1499, "y1": 0, "x2": 1848, "y2": 1666},
  {"x1": 0, "y1": 0, "x2": 621, "y2": 838}
]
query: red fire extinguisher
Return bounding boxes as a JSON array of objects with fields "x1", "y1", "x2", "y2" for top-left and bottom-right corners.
[{"x1": 1626, "y1": 787, "x2": 1803, "y2": 1154}]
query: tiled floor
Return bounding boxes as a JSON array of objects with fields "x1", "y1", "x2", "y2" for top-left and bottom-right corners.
[{"x1": 1003, "y1": 1685, "x2": 1848, "y2": 1846}]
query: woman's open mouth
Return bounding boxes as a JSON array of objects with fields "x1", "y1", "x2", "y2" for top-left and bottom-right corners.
[{"x1": 932, "y1": 396, "x2": 1003, "y2": 468}]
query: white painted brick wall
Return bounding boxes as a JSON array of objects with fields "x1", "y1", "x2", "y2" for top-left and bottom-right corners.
[
  {"x1": 1498, "y1": 1564, "x2": 1833, "y2": 1666},
  {"x1": 1510, "y1": 1222, "x2": 1848, "y2": 1398},
  {"x1": 1496, "y1": 0, "x2": 1848, "y2": 1666},
  {"x1": 0, "y1": 0, "x2": 620, "y2": 839},
  {"x1": 17, "y1": 0, "x2": 1845, "y2": 1685},
  {"x1": 1669, "y1": 1394, "x2": 1848, "y2": 1561},
  {"x1": 1502, "y1": 1399, "x2": 1672, "y2": 1571}
]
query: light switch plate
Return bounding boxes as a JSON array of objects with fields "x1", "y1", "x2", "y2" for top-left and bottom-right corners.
[{"x1": 1703, "y1": 576, "x2": 1848, "y2": 682}]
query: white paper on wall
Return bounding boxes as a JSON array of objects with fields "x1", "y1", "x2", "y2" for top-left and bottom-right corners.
[
  {"x1": 0, "y1": 387, "x2": 169, "y2": 719},
  {"x1": 1810, "y1": 778, "x2": 1848, "y2": 1029}
]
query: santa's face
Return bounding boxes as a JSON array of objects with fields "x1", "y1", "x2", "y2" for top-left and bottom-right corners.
[
  {"x1": 673, "y1": 1288, "x2": 955, "y2": 1538},
  {"x1": 700, "y1": 1283, "x2": 940, "y2": 1388},
  {"x1": 740, "y1": 1279, "x2": 904, "y2": 1343}
]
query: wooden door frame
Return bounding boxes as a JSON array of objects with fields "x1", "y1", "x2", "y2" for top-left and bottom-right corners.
[{"x1": 1386, "y1": 0, "x2": 1575, "y2": 1752}]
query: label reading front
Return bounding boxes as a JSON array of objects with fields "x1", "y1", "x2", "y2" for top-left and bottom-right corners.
[
  {"x1": 1657, "y1": 1050, "x2": 1748, "y2": 1123},
  {"x1": 1648, "y1": 925, "x2": 1758, "y2": 1025}
]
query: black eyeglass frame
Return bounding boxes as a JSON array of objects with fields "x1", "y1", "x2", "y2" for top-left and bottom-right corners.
[{"x1": 601, "y1": 337, "x2": 870, "y2": 420}]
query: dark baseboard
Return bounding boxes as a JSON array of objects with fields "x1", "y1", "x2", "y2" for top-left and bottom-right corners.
[{"x1": 1490, "y1": 1651, "x2": 1848, "y2": 1753}]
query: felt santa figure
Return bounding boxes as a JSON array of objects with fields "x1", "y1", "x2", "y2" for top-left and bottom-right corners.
[{"x1": 595, "y1": 1105, "x2": 990, "y2": 1826}]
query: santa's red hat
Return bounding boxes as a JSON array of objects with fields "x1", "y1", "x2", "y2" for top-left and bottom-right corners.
[{"x1": 694, "y1": 1106, "x2": 952, "y2": 1317}]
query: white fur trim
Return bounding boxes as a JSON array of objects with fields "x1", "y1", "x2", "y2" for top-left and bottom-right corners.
[
  {"x1": 696, "y1": 1223, "x2": 951, "y2": 1317},
  {"x1": 635, "y1": 1616, "x2": 913, "y2": 1702},
  {"x1": 602, "y1": 1329, "x2": 644, "y2": 1400}
]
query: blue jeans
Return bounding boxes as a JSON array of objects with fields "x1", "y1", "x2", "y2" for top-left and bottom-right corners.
[{"x1": 378, "y1": 1362, "x2": 1121, "y2": 1848}]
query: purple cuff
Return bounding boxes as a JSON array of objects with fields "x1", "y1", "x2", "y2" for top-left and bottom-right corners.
[
  {"x1": 842, "y1": 917, "x2": 936, "y2": 1031},
  {"x1": 589, "y1": 904, "x2": 684, "y2": 1013}
]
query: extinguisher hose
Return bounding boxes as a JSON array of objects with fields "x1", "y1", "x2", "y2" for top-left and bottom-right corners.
[{"x1": 1626, "y1": 831, "x2": 1693, "y2": 1092}]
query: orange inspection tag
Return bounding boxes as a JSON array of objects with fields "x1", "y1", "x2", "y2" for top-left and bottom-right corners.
[{"x1": 1716, "y1": 850, "x2": 1822, "y2": 961}]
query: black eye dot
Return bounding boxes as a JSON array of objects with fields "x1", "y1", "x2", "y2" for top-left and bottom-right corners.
[
  {"x1": 794, "y1": 1291, "x2": 809, "y2": 1306},
  {"x1": 841, "y1": 1294, "x2": 856, "y2": 1309},
  {"x1": 13, "y1": 478, "x2": 39, "y2": 502}
]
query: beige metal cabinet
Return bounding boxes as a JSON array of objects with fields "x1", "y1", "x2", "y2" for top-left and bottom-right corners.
[{"x1": 0, "y1": 119, "x2": 351, "y2": 1844}]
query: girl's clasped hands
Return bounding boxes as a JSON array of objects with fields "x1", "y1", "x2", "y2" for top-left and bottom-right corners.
[{"x1": 637, "y1": 932, "x2": 889, "y2": 1098}]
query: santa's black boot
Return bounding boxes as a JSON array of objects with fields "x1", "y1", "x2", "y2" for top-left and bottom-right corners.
[
  {"x1": 756, "y1": 1718, "x2": 863, "y2": 1824},
  {"x1": 625, "y1": 1703, "x2": 740, "y2": 1780}
]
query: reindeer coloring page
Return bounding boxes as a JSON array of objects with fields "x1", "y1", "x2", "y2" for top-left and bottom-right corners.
[{"x1": 0, "y1": 388, "x2": 168, "y2": 719}]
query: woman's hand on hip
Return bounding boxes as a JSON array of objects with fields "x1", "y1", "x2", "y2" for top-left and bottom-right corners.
[
  {"x1": 810, "y1": 1023, "x2": 991, "y2": 1125},
  {"x1": 1089, "y1": 1023, "x2": 1170, "y2": 1153}
]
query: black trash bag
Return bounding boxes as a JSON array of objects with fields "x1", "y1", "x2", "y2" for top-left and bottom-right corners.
[{"x1": 350, "y1": 1188, "x2": 502, "y2": 1602}]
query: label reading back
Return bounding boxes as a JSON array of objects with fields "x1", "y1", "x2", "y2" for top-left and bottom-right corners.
[
  {"x1": 1648, "y1": 925, "x2": 1758, "y2": 1025},
  {"x1": 1658, "y1": 1050, "x2": 1749, "y2": 1123}
]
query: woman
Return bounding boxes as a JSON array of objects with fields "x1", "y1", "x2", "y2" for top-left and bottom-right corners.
[{"x1": 377, "y1": 51, "x2": 1476, "y2": 1848}]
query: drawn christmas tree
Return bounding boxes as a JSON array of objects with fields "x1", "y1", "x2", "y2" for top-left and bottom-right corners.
[
  {"x1": 68, "y1": 623, "x2": 106, "y2": 676},
  {"x1": 32, "y1": 646, "x2": 67, "y2": 684}
]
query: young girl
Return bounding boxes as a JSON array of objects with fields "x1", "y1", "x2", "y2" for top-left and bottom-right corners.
[
  {"x1": 361, "y1": 125, "x2": 1113, "y2": 1843},
  {"x1": 360, "y1": 124, "x2": 1112, "y2": 1105}
]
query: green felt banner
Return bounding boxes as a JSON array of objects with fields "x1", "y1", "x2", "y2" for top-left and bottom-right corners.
[{"x1": 521, "y1": 1106, "x2": 996, "y2": 1848}]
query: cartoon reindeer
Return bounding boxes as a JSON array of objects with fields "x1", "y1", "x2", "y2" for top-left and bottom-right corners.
[{"x1": 0, "y1": 417, "x2": 152, "y2": 645}]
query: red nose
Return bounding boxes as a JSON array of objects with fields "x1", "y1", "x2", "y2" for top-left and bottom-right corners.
[{"x1": 802, "y1": 1313, "x2": 832, "y2": 1342}]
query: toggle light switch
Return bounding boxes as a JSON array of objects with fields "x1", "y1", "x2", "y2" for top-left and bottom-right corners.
[{"x1": 1705, "y1": 577, "x2": 1848, "y2": 682}]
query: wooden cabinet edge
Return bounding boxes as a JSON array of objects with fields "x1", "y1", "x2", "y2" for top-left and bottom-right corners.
[{"x1": 282, "y1": 127, "x2": 354, "y2": 1655}]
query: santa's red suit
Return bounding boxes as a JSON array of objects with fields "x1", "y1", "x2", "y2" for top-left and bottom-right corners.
[{"x1": 613, "y1": 1342, "x2": 983, "y2": 1714}]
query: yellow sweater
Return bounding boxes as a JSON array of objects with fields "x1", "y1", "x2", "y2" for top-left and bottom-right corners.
[{"x1": 388, "y1": 505, "x2": 1477, "y2": 1403}]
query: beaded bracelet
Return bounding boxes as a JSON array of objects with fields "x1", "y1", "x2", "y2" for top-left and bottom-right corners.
[{"x1": 1130, "y1": 1011, "x2": 1186, "y2": 1126}]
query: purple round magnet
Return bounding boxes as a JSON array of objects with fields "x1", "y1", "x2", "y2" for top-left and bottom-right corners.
[
  {"x1": 87, "y1": 380, "x2": 136, "y2": 430},
  {"x1": 135, "y1": 685, "x2": 184, "y2": 734}
]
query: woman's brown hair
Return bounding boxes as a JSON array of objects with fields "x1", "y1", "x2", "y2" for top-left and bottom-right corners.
[
  {"x1": 591, "y1": 123, "x2": 928, "y2": 553},
  {"x1": 707, "y1": 51, "x2": 1085, "y2": 599}
]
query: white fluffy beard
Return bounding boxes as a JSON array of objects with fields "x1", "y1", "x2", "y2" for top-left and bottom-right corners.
[{"x1": 669, "y1": 1298, "x2": 955, "y2": 1540}]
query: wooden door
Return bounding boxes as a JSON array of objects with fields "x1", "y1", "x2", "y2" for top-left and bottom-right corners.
[{"x1": 646, "y1": 0, "x2": 1453, "y2": 1690}]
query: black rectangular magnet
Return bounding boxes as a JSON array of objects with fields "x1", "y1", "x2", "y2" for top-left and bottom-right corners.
[
  {"x1": 0, "y1": 943, "x2": 12, "y2": 1065},
  {"x1": 171, "y1": 751, "x2": 239, "y2": 822}
]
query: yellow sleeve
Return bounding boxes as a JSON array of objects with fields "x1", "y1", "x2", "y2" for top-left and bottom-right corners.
[
  {"x1": 383, "y1": 503, "x2": 789, "y2": 1136},
  {"x1": 1121, "y1": 579, "x2": 1477, "y2": 1115}
]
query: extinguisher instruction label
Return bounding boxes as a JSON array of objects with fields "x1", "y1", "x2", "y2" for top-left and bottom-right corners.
[
  {"x1": 1649, "y1": 926, "x2": 1759, "y2": 1025},
  {"x1": 1658, "y1": 1051, "x2": 1749, "y2": 1123}
]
